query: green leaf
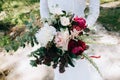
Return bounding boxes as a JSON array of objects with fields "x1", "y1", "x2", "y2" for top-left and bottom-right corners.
[
  {"x1": 11, "y1": 42, "x2": 19, "y2": 51},
  {"x1": 30, "y1": 36, "x2": 34, "y2": 47},
  {"x1": 69, "y1": 52, "x2": 77, "y2": 58},
  {"x1": 24, "y1": 21, "x2": 29, "y2": 26},
  {"x1": 57, "y1": 48, "x2": 63, "y2": 56},
  {"x1": 68, "y1": 56, "x2": 75, "y2": 67},
  {"x1": 39, "y1": 47, "x2": 46, "y2": 54},
  {"x1": 33, "y1": 50, "x2": 40, "y2": 56},
  {"x1": 82, "y1": 54, "x2": 102, "y2": 77},
  {"x1": 33, "y1": 36, "x2": 39, "y2": 44},
  {"x1": 46, "y1": 63, "x2": 51, "y2": 66},
  {"x1": 30, "y1": 60, "x2": 37, "y2": 67},
  {"x1": 32, "y1": 47, "x2": 46, "y2": 56},
  {"x1": 53, "y1": 57, "x2": 59, "y2": 62},
  {"x1": 5, "y1": 46, "x2": 11, "y2": 52}
]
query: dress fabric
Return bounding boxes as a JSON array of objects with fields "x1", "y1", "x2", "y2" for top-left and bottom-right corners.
[
  {"x1": 40, "y1": 0, "x2": 103, "y2": 80},
  {"x1": 40, "y1": 0, "x2": 100, "y2": 27},
  {"x1": 54, "y1": 59, "x2": 103, "y2": 80}
]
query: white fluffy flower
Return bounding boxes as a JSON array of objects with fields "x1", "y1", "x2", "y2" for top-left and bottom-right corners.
[
  {"x1": 35, "y1": 23, "x2": 56, "y2": 46},
  {"x1": 60, "y1": 17, "x2": 70, "y2": 26}
]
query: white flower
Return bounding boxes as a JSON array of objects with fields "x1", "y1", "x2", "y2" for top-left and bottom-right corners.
[
  {"x1": 35, "y1": 23, "x2": 56, "y2": 46},
  {"x1": 60, "y1": 17, "x2": 70, "y2": 26}
]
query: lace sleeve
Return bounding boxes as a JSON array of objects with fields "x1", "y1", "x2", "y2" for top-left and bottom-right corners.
[
  {"x1": 40, "y1": 0, "x2": 50, "y2": 19},
  {"x1": 86, "y1": 0, "x2": 100, "y2": 27}
]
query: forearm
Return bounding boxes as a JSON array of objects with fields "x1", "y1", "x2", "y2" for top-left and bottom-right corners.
[
  {"x1": 40, "y1": 0, "x2": 50, "y2": 19},
  {"x1": 86, "y1": 0, "x2": 100, "y2": 27}
]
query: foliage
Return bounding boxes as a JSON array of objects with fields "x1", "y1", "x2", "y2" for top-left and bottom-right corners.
[
  {"x1": 0, "y1": 21, "x2": 14, "y2": 31},
  {"x1": 0, "y1": 0, "x2": 40, "y2": 49},
  {"x1": 0, "y1": 0, "x2": 40, "y2": 31},
  {"x1": 98, "y1": 7, "x2": 120, "y2": 32},
  {"x1": 30, "y1": 42, "x2": 77, "y2": 70},
  {"x1": 1, "y1": 15, "x2": 39, "y2": 52},
  {"x1": 29, "y1": 11, "x2": 101, "y2": 74},
  {"x1": 0, "y1": 0, "x2": 101, "y2": 74}
]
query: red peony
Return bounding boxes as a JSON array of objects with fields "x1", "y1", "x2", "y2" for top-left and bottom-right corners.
[
  {"x1": 72, "y1": 16, "x2": 86, "y2": 31},
  {"x1": 68, "y1": 39, "x2": 86, "y2": 55}
]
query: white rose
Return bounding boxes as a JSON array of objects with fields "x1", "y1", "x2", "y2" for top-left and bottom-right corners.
[
  {"x1": 60, "y1": 17, "x2": 70, "y2": 26},
  {"x1": 35, "y1": 23, "x2": 56, "y2": 46}
]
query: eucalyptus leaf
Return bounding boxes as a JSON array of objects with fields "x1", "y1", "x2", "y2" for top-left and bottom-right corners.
[
  {"x1": 30, "y1": 60, "x2": 37, "y2": 67},
  {"x1": 69, "y1": 52, "x2": 77, "y2": 58},
  {"x1": 33, "y1": 36, "x2": 39, "y2": 44},
  {"x1": 5, "y1": 46, "x2": 11, "y2": 52},
  {"x1": 57, "y1": 48, "x2": 63, "y2": 56},
  {"x1": 68, "y1": 56, "x2": 75, "y2": 67}
]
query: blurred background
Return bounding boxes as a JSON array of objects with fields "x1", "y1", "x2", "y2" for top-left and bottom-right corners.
[
  {"x1": 0, "y1": 0, "x2": 120, "y2": 46},
  {"x1": 0, "y1": 0, "x2": 120, "y2": 80}
]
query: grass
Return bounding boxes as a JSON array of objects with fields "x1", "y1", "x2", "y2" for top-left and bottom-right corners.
[{"x1": 98, "y1": 7, "x2": 120, "y2": 32}]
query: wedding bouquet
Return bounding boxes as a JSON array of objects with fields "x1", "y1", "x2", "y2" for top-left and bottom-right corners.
[{"x1": 30, "y1": 11, "x2": 98, "y2": 73}]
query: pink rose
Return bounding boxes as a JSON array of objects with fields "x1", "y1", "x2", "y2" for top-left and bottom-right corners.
[
  {"x1": 72, "y1": 16, "x2": 86, "y2": 31},
  {"x1": 54, "y1": 29, "x2": 69, "y2": 50},
  {"x1": 54, "y1": 32, "x2": 65, "y2": 47},
  {"x1": 68, "y1": 39, "x2": 86, "y2": 55},
  {"x1": 70, "y1": 29, "x2": 81, "y2": 38},
  {"x1": 72, "y1": 25, "x2": 81, "y2": 31}
]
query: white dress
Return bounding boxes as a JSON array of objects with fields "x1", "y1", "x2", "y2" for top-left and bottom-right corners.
[
  {"x1": 39, "y1": 0, "x2": 103, "y2": 80},
  {"x1": 40, "y1": 0, "x2": 100, "y2": 27}
]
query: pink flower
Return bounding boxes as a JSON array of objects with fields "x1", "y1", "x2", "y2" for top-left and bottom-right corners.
[
  {"x1": 54, "y1": 32, "x2": 64, "y2": 47},
  {"x1": 54, "y1": 29, "x2": 69, "y2": 50},
  {"x1": 72, "y1": 16, "x2": 86, "y2": 31},
  {"x1": 68, "y1": 39, "x2": 86, "y2": 55},
  {"x1": 70, "y1": 29, "x2": 81, "y2": 38},
  {"x1": 72, "y1": 25, "x2": 81, "y2": 31}
]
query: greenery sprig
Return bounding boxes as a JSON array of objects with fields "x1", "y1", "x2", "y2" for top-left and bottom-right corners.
[{"x1": 2, "y1": 15, "x2": 39, "y2": 52}]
